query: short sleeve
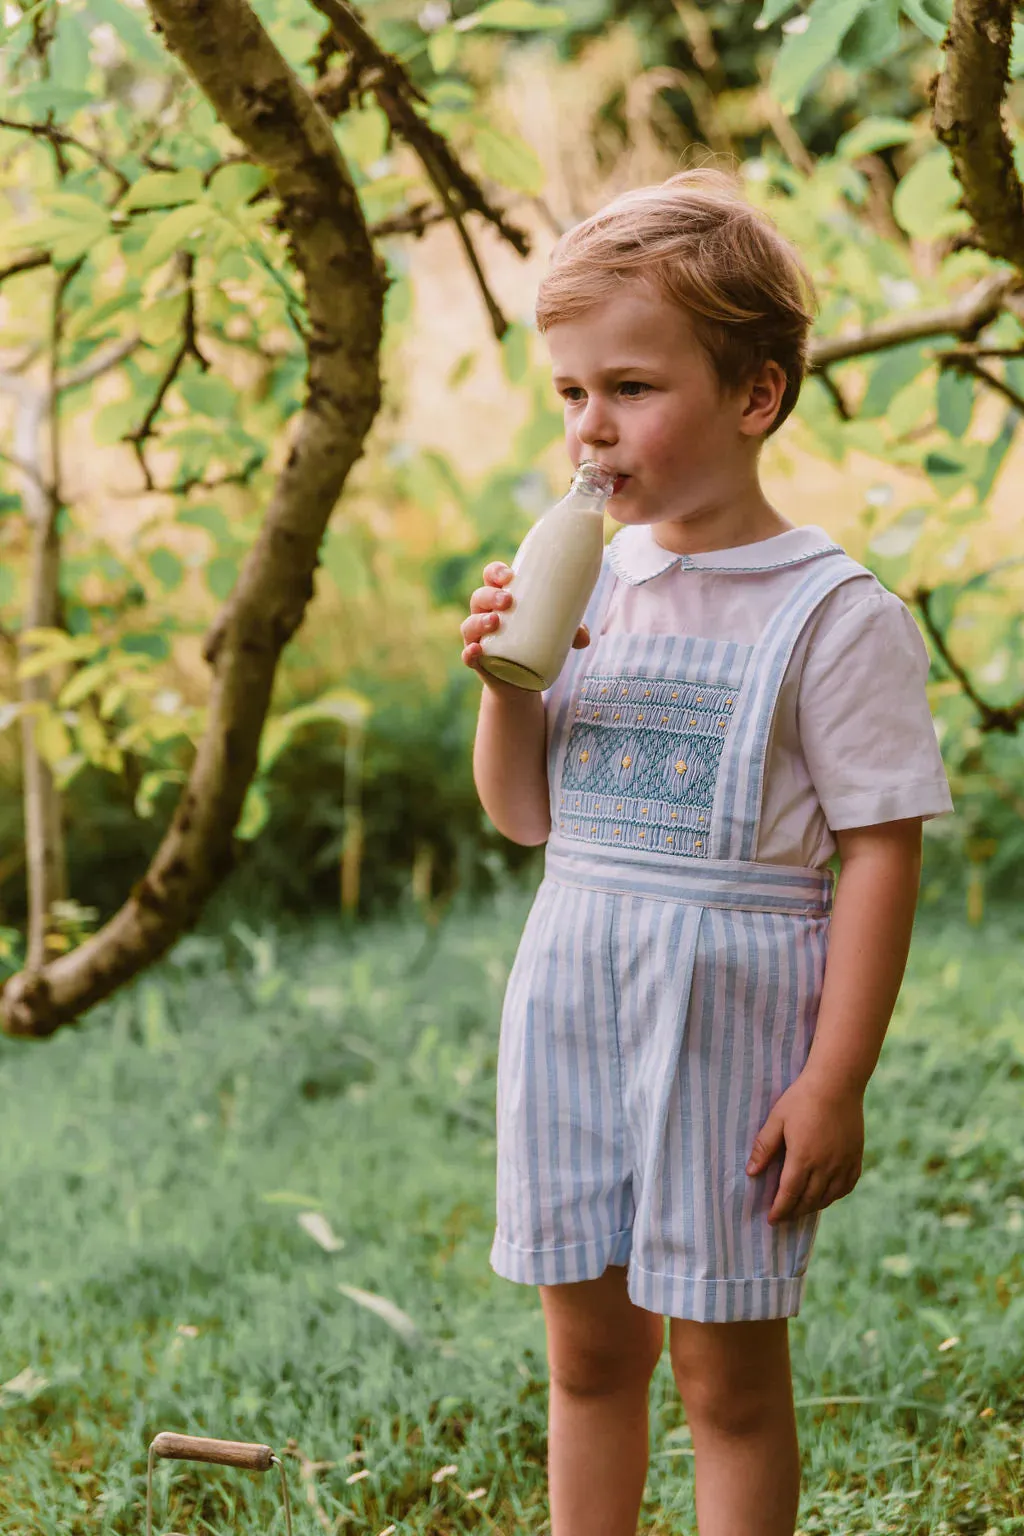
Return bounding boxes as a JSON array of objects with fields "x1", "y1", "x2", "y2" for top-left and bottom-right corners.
[{"x1": 797, "y1": 588, "x2": 954, "y2": 830}]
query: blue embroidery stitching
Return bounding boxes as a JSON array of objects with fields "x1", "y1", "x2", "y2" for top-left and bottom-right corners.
[{"x1": 558, "y1": 674, "x2": 738, "y2": 857}]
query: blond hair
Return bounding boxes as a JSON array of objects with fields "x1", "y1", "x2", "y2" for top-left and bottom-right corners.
[{"x1": 535, "y1": 169, "x2": 817, "y2": 434}]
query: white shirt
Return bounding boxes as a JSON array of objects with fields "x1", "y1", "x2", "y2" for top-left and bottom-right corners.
[{"x1": 602, "y1": 523, "x2": 954, "y2": 868}]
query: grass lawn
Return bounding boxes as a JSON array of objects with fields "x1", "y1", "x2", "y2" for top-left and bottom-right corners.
[{"x1": 0, "y1": 888, "x2": 1021, "y2": 1535}]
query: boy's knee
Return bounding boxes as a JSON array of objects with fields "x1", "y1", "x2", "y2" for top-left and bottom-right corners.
[
  {"x1": 669, "y1": 1319, "x2": 792, "y2": 1437},
  {"x1": 550, "y1": 1334, "x2": 661, "y2": 1399},
  {"x1": 671, "y1": 1370, "x2": 777, "y2": 1438}
]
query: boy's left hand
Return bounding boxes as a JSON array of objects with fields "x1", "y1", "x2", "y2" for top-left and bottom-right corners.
[{"x1": 745, "y1": 1074, "x2": 864, "y2": 1225}]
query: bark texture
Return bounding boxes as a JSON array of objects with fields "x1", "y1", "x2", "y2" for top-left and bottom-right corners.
[
  {"x1": 0, "y1": 0, "x2": 384, "y2": 1036},
  {"x1": 933, "y1": 0, "x2": 1024, "y2": 273},
  {"x1": 14, "y1": 371, "x2": 67, "y2": 970}
]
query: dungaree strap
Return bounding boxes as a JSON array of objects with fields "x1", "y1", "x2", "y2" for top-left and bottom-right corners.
[{"x1": 710, "y1": 552, "x2": 869, "y2": 863}]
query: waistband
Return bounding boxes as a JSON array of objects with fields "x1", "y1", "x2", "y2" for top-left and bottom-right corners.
[{"x1": 544, "y1": 836, "x2": 834, "y2": 916}]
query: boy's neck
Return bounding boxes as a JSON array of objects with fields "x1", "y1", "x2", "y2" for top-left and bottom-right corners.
[{"x1": 648, "y1": 486, "x2": 792, "y2": 558}]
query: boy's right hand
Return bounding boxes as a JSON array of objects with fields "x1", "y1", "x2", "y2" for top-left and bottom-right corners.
[{"x1": 461, "y1": 562, "x2": 590, "y2": 686}]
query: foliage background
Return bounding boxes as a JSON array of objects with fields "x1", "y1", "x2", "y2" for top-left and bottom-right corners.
[{"x1": 0, "y1": 0, "x2": 1022, "y2": 950}]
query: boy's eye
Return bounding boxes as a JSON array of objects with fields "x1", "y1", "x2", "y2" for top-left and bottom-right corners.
[{"x1": 559, "y1": 382, "x2": 651, "y2": 401}]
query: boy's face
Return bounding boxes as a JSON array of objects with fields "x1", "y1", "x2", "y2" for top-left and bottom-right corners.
[{"x1": 546, "y1": 284, "x2": 782, "y2": 532}]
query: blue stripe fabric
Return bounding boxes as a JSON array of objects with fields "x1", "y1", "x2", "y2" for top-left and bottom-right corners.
[
  {"x1": 712, "y1": 554, "x2": 868, "y2": 861},
  {"x1": 491, "y1": 544, "x2": 857, "y2": 1321}
]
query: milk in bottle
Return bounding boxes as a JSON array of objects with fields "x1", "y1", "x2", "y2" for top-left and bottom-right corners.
[{"x1": 478, "y1": 460, "x2": 616, "y2": 691}]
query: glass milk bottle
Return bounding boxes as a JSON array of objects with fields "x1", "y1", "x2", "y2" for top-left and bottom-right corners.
[{"x1": 478, "y1": 460, "x2": 616, "y2": 691}]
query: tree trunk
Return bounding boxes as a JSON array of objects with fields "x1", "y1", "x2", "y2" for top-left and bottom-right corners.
[
  {"x1": 933, "y1": 0, "x2": 1024, "y2": 273},
  {"x1": 15, "y1": 375, "x2": 67, "y2": 971},
  {"x1": 0, "y1": 0, "x2": 385, "y2": 1036}
]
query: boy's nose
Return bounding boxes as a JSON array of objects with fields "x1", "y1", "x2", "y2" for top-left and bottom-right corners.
[{"x1": 577, "y1": 403, "x2": 617, "y2": 447}]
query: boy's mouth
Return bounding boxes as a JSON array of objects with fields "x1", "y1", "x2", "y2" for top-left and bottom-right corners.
[{"x1": 612, "y1": 475, "x2": 631, "y2": 494}]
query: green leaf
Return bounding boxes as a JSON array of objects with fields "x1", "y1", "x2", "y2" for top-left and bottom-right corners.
[
  {"x1": 206, "y1": 556, "x2": 238, "y2": 601},
  {"x1": 18, "y1": 631, "x2": 99, "y2": 679},
  {"x1": 136, "y1": 202, "x2": 213, "y2": 272},
  {"x1": 207, "y1": 162, "x2": 269, "y2": 214},
  {"x1": 936, "y1": 368, "x2": 974, "y2": 438},
  {"x1": 237, "y1": 782, "x2": 271, "y2": 840},
  {"x1": 358, "y1": 174, "x2": 418, "y2": 222},
  {"x1": 836, "y1": 116, "x2": 916, "y2": 161},
  {"x1": 58, "y1": 659, "x2": 114, "y2": 710},
  {"x1": 770, "y1": 0, "x2": 871, "y2": 113},
  {"x1": 215, "y1": 247, "x2": 252, "y2": 282},
  {"x1": 384, "y1": 274, "x2": 413, "y2": 328},
  {"x1": 474, "y1": 123, "x2": 544, "y2": 194},
  {"x1": 447, "y1": 350, "x2": 477, "y2": 387},
  {"x1": 50, "y1": 10, "x2": 92, "y2": 91},
  {"x1": 9, "y1": 85, "x2": 94, "y2": 117},
  {"x1": 754, "y1": 0, "x2": 800, "y2": 28},
  {"x1": 1012, "y1": 20, "x2": 1024, "y2": 77},
  {"x1": 891, "y1": 148, "x2": 967, "y2": 240},
  {"x1": 45, "y1": 191, "x2": 109, "y2": 221},
  {"x1": 839, "y1": 0, "x2": 902, "y2": 67},
  {"x1": 428, "y1": 80, "x2": 475, "y2": 111},
  {"x1": 0, "y1": 566, "x2": 17, "y2": 608},
  {"x1": 122, "y1": 631, "x2": 171, "y2": 661},
  {"x1": 178, "y1": 504, "x2": 235, "y2": 549},
  {"x1": 500, "y1": 321, "x2": 531, "y2": 384},
  {"x1": 457, "y1": 0, "x2": 567, "y2": 30},
  {"x1": 337, "y1": 107, "x2": 390, "y2": 172},
  {"x1": 92, "y1": 399, "x2": 138, "y2": 447},
  {"x1": 924, "y1": 450, "x2": 966, "y2": 479},
  {"x1": 0, "y1": 201, "x2": 108, "y2": 264},
  {"x1": 122, "y1": 169, "x2": 204, "y2": 211},
  {"x1": 178, "y1": 373, "x2": 236, "y2": 420},
  {"x1": 259, "y1": 691, "x2": 371, "y2": 772},
  {"x1": 147, "y1": 548, "x2": 185, "y2": 591},
  {"x1": 427, "y1": 26, "x2": 460, "y2": 71},
  {"x1": 135, "y1": 769, "x2": 184, "y2": 820},
  {"x1": 860, "y1": 343, "x2": 931, "y2": 418},
  {"x1": 975, "y1": 409, "x2": 1018, "y2": 501},
  {"x1": 899, "y1": 0, "x2": 947, "y2": 45}
]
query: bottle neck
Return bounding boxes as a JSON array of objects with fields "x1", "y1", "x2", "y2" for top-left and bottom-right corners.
[{"x1": 568, "y1": 489, "x2": 609, "y2": 514}]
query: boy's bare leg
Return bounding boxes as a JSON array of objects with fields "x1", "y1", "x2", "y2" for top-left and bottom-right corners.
[
  {"x1": 540, "y1": 1266, "x2": 664, "y2": 1536},
  {"x1": 669, "y1": 1316, "x2": 800, "y2": 1536}
]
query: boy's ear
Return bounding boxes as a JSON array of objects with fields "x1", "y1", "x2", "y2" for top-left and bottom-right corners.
[{"x1": 739, "y1": 360, "x2": 787, "y2": 438}]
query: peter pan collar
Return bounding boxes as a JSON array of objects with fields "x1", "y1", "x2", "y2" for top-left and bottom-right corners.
[{"x1": 607, "y1": 522, "x2": 843, "y2": 586}]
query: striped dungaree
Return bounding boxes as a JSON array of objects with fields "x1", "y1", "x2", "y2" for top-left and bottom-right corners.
[{"x1": 490, "y1": 543, "x2": 866, "y2": 1322}]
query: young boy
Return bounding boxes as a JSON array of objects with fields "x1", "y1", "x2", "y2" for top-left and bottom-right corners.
[{"x1": 460, "y1": 169, "x2": 953, "y2": 1536}]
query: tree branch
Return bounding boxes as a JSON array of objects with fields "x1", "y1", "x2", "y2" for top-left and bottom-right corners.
[
  {"x1": 58, "y1": 332, "x2": 143, "y2": 392},
  {"x1": 809, "y1": 272, "x2": 1016, "y2": 368},
  {"x1": 308, "y1": 0, "x2": 528, "y2": 337},
  {"x1": 0, "y1": 115, "x2": 130, "y2": 195},
  {"x1": 937, "y1": 350, "x2": 1024, "y2": 414},
  {"x1": 124, "y1": 255, "x2": 208, "y2": 492},
  {"x1": 311, "y1": 0, "x2": 529, "y2": 255},
  {"x1": 368, "y1": 201, "x2": 448, "y2": 240},
  {"x1": 816, "y1": 369, "x2": 852, "y2": 419},
  {"x1": 932, "y1": 0, "x2": 1024, "y2": 274},
  {"x1": 0, "y1": 0, "x2": 387, "y2": 1038},
  {"x1": 0, "y1": 251, "x2": 50, "y2": 286},
  {"x1": 915, "y1": 585, "x2": 1024, "y2": 733},
  {"x1": 0, "y1": 443, "x2": 48, "y2": 490}
]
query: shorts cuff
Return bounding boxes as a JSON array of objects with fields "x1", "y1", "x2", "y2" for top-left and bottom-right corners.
[
  {"x1": 628, "y1": 1259, "x2": 808, "y2": 1322},
  {"x1": 490, "y1": 1227, "x2": 632, "y2": 1286}
]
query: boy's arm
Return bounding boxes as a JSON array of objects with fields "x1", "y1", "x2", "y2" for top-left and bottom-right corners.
[
  {"x1": 473, "y1": 685, "x2": 551, "y2": 846},
  {"x1": 745, "y1": 817, "x2": 923, "y2": 1223}
]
